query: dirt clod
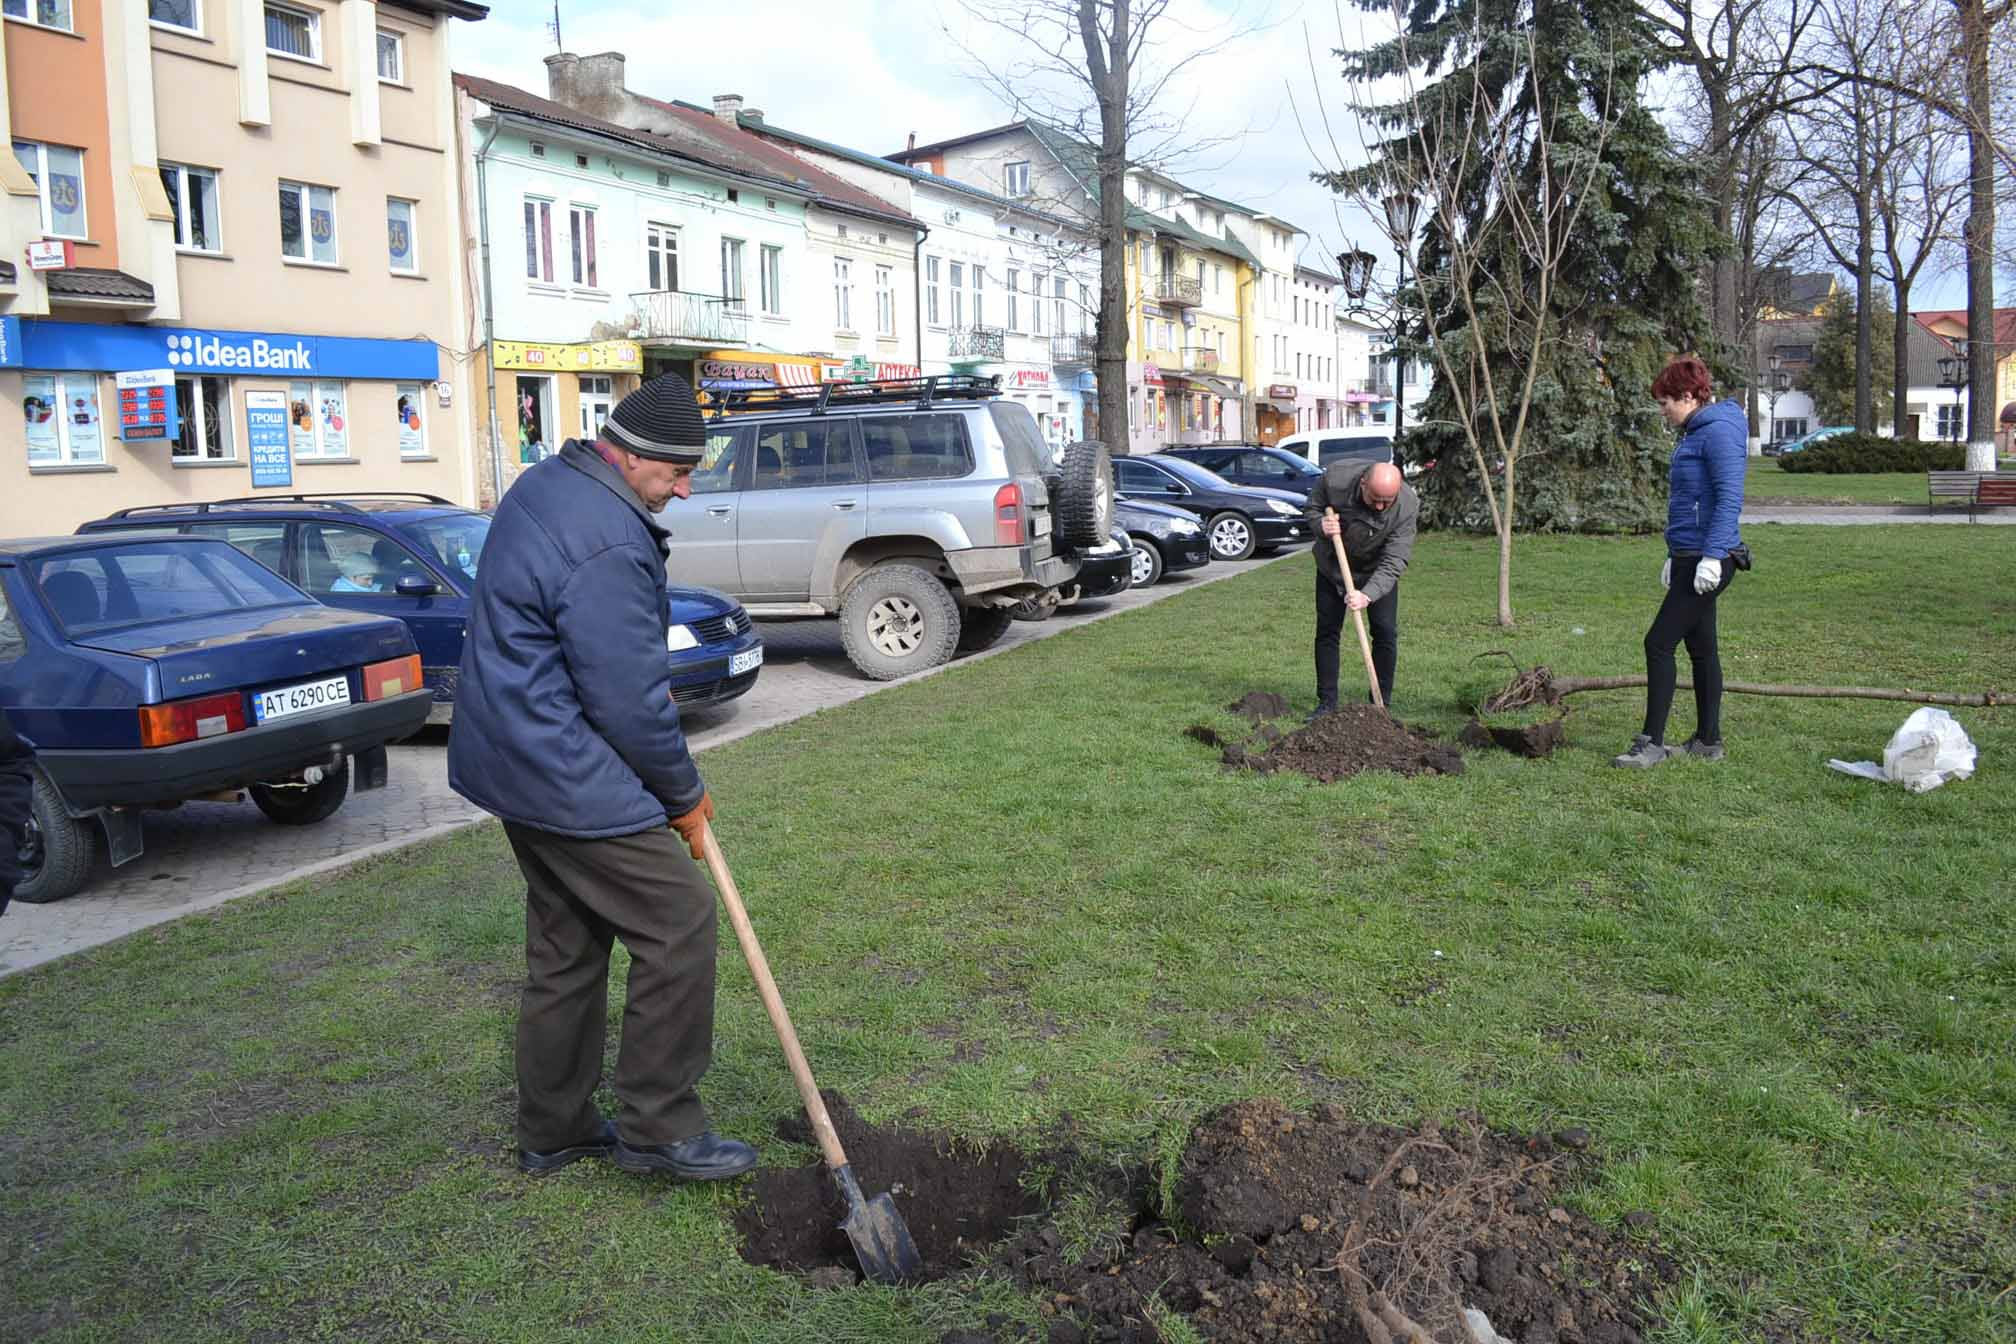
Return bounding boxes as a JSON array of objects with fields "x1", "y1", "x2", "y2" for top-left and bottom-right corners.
[{"x1": 1228, "y1": 691, "x2": 1293, "y2": 721}]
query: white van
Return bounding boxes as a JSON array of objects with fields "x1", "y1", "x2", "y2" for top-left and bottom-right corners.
[{"x1": 1277, "y1": 431, "x2": 1395, "y2": 470}]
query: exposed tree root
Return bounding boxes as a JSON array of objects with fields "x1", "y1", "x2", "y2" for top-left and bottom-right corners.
[{"x1": 1482, "y1": 665, "x2": 2006, "y2": 715}]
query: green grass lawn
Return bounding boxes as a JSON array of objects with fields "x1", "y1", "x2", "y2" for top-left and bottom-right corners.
[
  {"x1": 1746, "y1": 455, "x2": 2016, "y2": 508},
  {"x1": 4, "y1": 527, "x2": 2014, "y2": 1343}
]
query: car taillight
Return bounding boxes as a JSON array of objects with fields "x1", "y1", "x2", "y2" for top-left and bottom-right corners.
[
  {"x1": 994, "y1": 482, "x2": 1025, "y2": 545},
  {"x1": 138, "y1": 692, "x2": 247, "y2": 749},
  {"x1": 363, "y1": 654, "x2": 422, "y2": 701}
]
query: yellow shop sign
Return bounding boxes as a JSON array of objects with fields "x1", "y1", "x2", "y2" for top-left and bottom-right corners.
[{"x1": 494, "y1": 340, "x2": 643, "y2": 373}]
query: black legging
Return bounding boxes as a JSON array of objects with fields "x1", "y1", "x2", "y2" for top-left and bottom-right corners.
[
  {"x1": 1642, "y1": 552, "x2": 1735, "y2": 745},
  {"x1": 1315, "y1": 569, "x2": 1398, "y2": 706}
]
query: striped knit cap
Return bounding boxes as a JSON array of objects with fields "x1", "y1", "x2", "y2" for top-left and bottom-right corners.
[{"x1": 600, "y1": 372, "x2": 706, "y2": 463}]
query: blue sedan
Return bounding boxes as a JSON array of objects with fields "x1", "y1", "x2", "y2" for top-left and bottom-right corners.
[
  {"x1": 77, "y1": 494, "x2": 763, "y2": 723},
  {"x1": 1, "y1": 533, "x2": 435, "y2": 903}
]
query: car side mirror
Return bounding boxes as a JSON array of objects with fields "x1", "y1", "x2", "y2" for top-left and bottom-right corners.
[{"x1": 395, "y1": 574, "x2": 440, "y2": 598}]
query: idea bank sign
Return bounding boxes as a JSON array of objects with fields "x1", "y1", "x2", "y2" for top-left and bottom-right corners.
[{"x1": 7, "y1": 321, "x2": 440, "y2": 380}]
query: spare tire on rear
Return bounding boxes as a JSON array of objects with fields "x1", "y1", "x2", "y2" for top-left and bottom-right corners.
[{"x1": 1053, "y1": 440, "x2": 1113, "y2": 549}]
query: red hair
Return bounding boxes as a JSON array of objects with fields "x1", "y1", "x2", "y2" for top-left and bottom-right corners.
[{"x1": 1651, "y1": 356, "x2": 1713, "y2": 403}]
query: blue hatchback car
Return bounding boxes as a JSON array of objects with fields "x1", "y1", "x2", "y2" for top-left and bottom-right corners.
[
  {"x1": 78, "y1": 493, "x2": 764, "y2": 724},
  {"x1": 1, "y1": 532, "x2": 435, "y2": 903}
]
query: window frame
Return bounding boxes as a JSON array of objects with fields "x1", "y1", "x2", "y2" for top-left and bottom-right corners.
[
  {"x1": 1005, "y1": 268, "x2": 1020, "y2": 333},
  {"x1": 1004, "y1": 160, "x2": 1031, "y2": 196},
  {"x1": 396, "y1": 381, "x2": 429, "y2": 457},
  {"x1": 386, "y1": 196, "x2": 419, "y2": 274},
  {"x1": 374, "y1": 26, "x2": 403, "y2": 83},
  {"x1": 925, "y1": 256, "x2": 941, "y2": 327},
  {"x1": 263, "y1": 0, "x2": 321, "y2": 62},
  {"x1": 22, "y1": 372, "x2": 104, "y2": 467},
  {"x1": 278, "y1": 179, "x2": 338, "y2": 265},
  {"x1": 171, "y1": 375, "x2": 236, "y2": 463},
  {"x1": 720, "y1": 236, "x2": 745, "y2": 308},
  {"x1": 566, "y1": 203, "x2": 598, "y2": 289},
  {"x1": 874, "y1": 264, "x2": 895, "y2": 337},
  {"x1": 759, "y1": 243, "x2": 783, "y2": 315},
  {"x1": 644, "y1": 221, "x2": 679, "y2": 293},
  {"x1": 3, "y1": 0, "x2": 75, "y2": 34},
  {"x1": 160, "y1": 161, "x2": 221, "y2": 254},
  {"x1": 288, "y1": 379, "x2": 350, "y2": 461},
  {"x1": 522, "y1": 196, "x2": 554, "y2": 284},
  {"x1": 148, "y1": 0, "x2": 200, "y2": 32},
  {"x1": 12, "y1": 140, "x2": 87, "y2": 240},
  {"x1": 832, "y1": 255, "x2": 853, "y2": 331}
]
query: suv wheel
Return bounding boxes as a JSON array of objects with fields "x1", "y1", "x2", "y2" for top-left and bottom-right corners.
[
  {"x1": 1207, "y1": 512, "x2": 1257, "y2": 561},
  {"x1": 250, "y1": 766, "x2": 350, "y2": 825},
  {"x1": 13, "y1": 772, "x2": 96, "y2": 904},
  {"x1": 1054, "y1": 441, "x2": 1114, "y2": 548},
  {"x1": 839, "y1": 563, "x2": 962, "y2": 681},
  {"x1": 955, "y1": 605, "x2": 1015, "y2": 654}
]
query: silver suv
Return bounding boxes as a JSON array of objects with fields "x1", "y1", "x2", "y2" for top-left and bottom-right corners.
[{"x1": 660, "y1": 376, "x2": 1114, "y2": 680}]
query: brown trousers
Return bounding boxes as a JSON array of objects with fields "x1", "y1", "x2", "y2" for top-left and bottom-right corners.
[{"x1": 503, "y1": 822, "x2": 717, "y2": 1150}]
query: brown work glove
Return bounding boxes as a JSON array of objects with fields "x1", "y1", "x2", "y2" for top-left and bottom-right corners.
[{"x1": 669, "y1": 791, "x2": 714, "y2": 862}]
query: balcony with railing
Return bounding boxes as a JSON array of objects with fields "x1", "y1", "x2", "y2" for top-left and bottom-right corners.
[
  {"x1": 1050, "y1": 334, "x2": 1097, "y2": 368},
  {"x1": 949, "y1": 325, "x2": 1007, "y2": 361},
  {"x1": 1154, "y1": 274, "x2": 1203, "y2": 308},
  {"x1": 1178, "y1": 345, "x2": 1221, "y2": 375},
  {"x1": 628, "y1": 290, "x2": 751, "y2": 345}
]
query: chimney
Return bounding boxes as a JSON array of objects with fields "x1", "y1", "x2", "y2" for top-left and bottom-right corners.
[
  {"x1": 712, "y1": 94, "x2": 744, "y2": 125},
  {"x1": 907, "y1": 132, "x2": 916, "y2": 152},
  {"x1": 547, "y1": 51, "x2": 627, "y2": 121},
  {"x1": 743, "y1": 107, "x2": 764, "y2": 124}
]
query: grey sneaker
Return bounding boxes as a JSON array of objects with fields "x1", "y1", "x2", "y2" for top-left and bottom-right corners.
[
  {"x1": 1610, "y1": 735, "x2": 1671, "y2": 768},
  {"x1": 1677, "y1": 737, "x2": 1725, "y2": 761}
]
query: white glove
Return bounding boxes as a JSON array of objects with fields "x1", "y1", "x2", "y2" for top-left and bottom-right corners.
[
  {"x1": 1693, "y1": 557, "x2": 1722, "y2": 594},
  {"x1": 1660, "y1": 558, "x2": 1671, "y2": 590}
]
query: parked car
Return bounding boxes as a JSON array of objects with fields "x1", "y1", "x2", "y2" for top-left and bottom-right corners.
[
  {"x1": 1011, "y1": 528, "x2": 1134, "y2": 620},
  {"x1": 1, "y1": 532, "x2": 434, "y2": 903},
  {"x1": 1115, "y1": 496, "x2": 1211, "y2": 587},
  {"x1": 78, "y1": 494, "x2": 763, "y2": 722},
  {"x1": 1276, "y1": 430, "x2": 1395, "y2": 469},
  {"x1": 1111, "y1": 454, "x2": 1308, "y2": 561},
  {"x1": 673, "y1": 375, "x2": 1114, "y2": 680},
  {"x1": 1162, "y1": 444, "x2": 1324, "y2": 499},
  {"x1": 1768, "y1": 426, "x2": 1852, "y2": 457}
]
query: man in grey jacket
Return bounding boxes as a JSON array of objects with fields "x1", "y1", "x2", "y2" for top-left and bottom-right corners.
[
  {"x1": 449, "y1": 372, "x2": 754, "y2": 1183},
  {"x1": 1307, "y1": 459, "x2": 1418, "y2": 715}
]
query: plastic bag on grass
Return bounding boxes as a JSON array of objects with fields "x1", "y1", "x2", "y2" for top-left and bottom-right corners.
[{"x1": 1827, "y1": 707, "x2": 1978, "y2": 794}]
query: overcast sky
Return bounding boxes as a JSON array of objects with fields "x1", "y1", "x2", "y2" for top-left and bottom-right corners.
[{"x1": 459, "y1": 0, "x2": 1965, "y2": 311}]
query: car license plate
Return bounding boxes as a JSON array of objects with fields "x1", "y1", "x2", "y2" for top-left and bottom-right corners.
[
  {"x1": 728, "y1": 647, "x2": 763, "y2": 676},
  {"x1": 252, "y1": 674, "x2": 351, "y2": 724},
  {"x1": 1032, "y1": 513, "x2": 1052, "y2": 537}
]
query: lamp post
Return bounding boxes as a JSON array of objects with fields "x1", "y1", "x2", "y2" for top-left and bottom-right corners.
[
  {"x1": 1937, "y1": 339, "x2": 1971, "y2": 445},
  {"x1": 1338, "y1": 189, "x2": 1419, "y2": 444},
  {"x1": 1763, "y1": 352, "x2": 1788, "y2": 448}
]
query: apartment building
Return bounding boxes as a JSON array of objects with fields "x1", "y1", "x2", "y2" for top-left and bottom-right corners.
[
  {"x1": 0, "y1": 0, "x2": 487, "y2": 534},
  {"x1": 1286, "y1": 264, "x2": 1341, "y2": 432}
]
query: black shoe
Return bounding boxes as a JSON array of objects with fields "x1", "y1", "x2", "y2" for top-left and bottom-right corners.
[
  {"x1": 517, "y1": 1117, "x2": 617, "y2": 1175},
  {"x1": 612, "y1": 1130, "x2": 758, "y2": 1181},
  {"x1": 1306, "y1": 701, "x2": 1338, "y2": 723}
]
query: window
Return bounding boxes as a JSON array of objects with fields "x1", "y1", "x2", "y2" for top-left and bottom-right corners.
[
  {"x1": 393, "y1": 381, "x2": 428, "y2": 456},
  {"x1": 1774, "y1": 417, "x2": 1808, "y2": 440},
  {"x1": 949, "y1": 262, "x2": 965, "y2": 328},
  {"x1": 752, "y1": 421, "x2": 864, "y2": 490},
  {"x1": 298, "y1": 524, "x2": 426, "y2": 596},
  {"x1": 288, "y1": 380, "x2": 348, "y2": 459},
  {"x1": 375, "y1": 28, "x2": 402, "y2": 81},
  {"x1": 1032, "y1": 273, "x2": 1046, "y2": 336},
  {"x1": 577, "y1": 376, "x2": 612, "y2": 441},
  {"x1": 264, "y1": 1, "x2": 318, "y2": 60},
  {"x1": 832, "y1": 257, "x2": 852, "y2": 330},
  {"x1": 1004, "y1": 160, "x2": 1031, "y2": 196},
  {"x1": 925, "y1": 256, "x2": 941, "y2": 326},
  {"x1": 720, "y1": 237, "x2": 745, "y2": 308},
  {"x1": 22, "y1": 373, "x2": 102, "y2": 466},
  {"x1": 690, "y1": 424, "x2": 747, "y2": 496},
  {"x1": 1053, "y1": 275, "x2": 1067, "y2": 339},
  {"x1": 386, "y1": 198, "x2": 417, "y2": 273},
  {"x1": 971, "y1": 266, "x2": 985, "y2": 327},
  {"x1": 172, "y1": 376, "x2": 234, "y2": 461},
  {"x1": 860, "y1": 415, "x2": 974, "y2": 481},
  {"x1": 875, "y1": 265, "x2": 895, "y2": 337},
  {"x1": 760, "y1": 244, "x2": 782, "y2": 315},
  {"x1": 278, "y1": 180, "x2": 337, "y2": 264},
  {"x1": 148, "y1": 0, "x2": 198, "y2": 30},
  {"x1": 12, "y1": 141, "x2": 86, "y2": 239},
  {"x1": 644, "y1": 222, "x2": 678, "y2": 292},
  {"x1": 523, "y1": 198, "x2": 554, "y2": 282},
  {"x1": 567, "y1": 205, "x2": 597, "y2": 287},
  {"x1": 1935, "y1": 405, "x2": 1964, "y2": 438},
  {"x1": 1006, "y1": 270, "x2": 1020, "y2": 332},
  {"x1": 3, "y1": 0, "x2": 72, "y2": 31},
  {"x1": 160, "y1": 163, "x2": 220, "y2": 253},
  {"x1": 1078, "y1": 283, "x2": 1090, "y2": 334}
]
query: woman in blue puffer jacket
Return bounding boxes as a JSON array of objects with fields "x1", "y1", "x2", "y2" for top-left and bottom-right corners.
[{"x1": 1613, "y1": 356, "x2": 1747, "y2": 768}]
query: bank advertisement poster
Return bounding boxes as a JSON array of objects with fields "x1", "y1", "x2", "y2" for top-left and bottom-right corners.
[{"x1": 245, "y1": 390, "x2": 293, "y2": 488}]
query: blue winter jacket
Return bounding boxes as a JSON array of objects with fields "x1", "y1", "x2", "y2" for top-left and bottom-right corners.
[
  {"x1": 448, "y1": 441, "x2": 705, "y2": 839},
  {"x1": 1665, "y1": 398, "x2": 1747, "y2": 559}
]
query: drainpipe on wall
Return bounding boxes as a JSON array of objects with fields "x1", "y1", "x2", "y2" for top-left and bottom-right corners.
[
  {"x1": 473, "y1": 115, "x2": 504, "y2": 505},
  {"x1": 912, "y1": 222, "x2": 930, "y2": 375}
]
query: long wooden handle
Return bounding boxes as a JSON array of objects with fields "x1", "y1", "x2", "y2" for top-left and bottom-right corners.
[
  {"x1": 697, "y1": 819, "x2": 850, "y2": 1173},
  {"x1": 1325, "y1": 508, "x2": 1385, "y2": 709}
]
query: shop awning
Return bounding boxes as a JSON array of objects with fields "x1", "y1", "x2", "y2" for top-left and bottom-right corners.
[
  {"x1": 1168, "y1": 373, "x2": 1243, "y2": 400},
  {"x1": 45, "y1": 267, "x2": 154, "y2": 307}
]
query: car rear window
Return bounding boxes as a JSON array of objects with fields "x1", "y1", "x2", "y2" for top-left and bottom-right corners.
[
  {"x1": 985, "y1": 401, "x2": 1049, "y2": 478},
  {"x1": 861, "y1": 414, "x2": 974, "y2": 481},
  {"x1": 31, "y1": 541, "x2": 306, "y2": 636}
]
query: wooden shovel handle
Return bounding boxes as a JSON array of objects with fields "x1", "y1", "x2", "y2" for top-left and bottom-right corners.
[
  {"x1": 1324, "y1": 507, "x2": 1385, "y2": 710},
  {"x1": 698, "y1": 819, "x2": 850, "y2": 1173}
]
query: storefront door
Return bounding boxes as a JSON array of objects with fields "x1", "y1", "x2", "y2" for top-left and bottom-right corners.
[
  {"x1": 579, "y1": 375, "x2": 615, "y2": 440},
  {"x1": 515, "y1": 374, "x2": 554, "y2": 463}
]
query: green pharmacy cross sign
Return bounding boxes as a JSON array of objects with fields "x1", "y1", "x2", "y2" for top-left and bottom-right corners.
[{"x1": 844, "y1": 355, "x2": 874, "y2": 383}]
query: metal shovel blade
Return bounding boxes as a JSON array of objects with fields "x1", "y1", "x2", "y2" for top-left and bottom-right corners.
[{"x1": 832, "y1": 1164, "x2": 923, "y2": 1284}]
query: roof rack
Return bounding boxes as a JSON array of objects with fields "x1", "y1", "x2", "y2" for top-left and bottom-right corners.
[
  {"x1": 105, "y1": 492, "x2": 456, "y2": 519},
  {"x1": 708, "y1": 374, "x2": 1001, "y2": 418}
]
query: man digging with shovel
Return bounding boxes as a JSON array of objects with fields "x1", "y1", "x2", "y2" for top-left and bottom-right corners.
[{"x1": 1308, "y1": 460, "x2": 1417, "y2": 718}]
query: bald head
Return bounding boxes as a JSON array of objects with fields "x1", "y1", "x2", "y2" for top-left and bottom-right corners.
[{"x1": 1360, "y1": 462, "x2": 1404, "y2": 511}]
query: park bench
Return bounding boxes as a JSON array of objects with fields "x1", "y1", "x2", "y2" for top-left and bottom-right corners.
[
  {"x1": 1973, "y1": 472, "x2": 2016, "y2": 523},
  {"x1": 1928, "y1": 470, "x2": 1979, "y2": 511}
]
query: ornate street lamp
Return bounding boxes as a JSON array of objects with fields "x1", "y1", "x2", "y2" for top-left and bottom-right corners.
[
  {"x1": 1938, "y1": 338, "x2": 1971, "y2": 444},
  {"x1": 1335, "y1": 189, "x2": 1420, "y2": 442},
  {"x1": 1763, "y1": 351, "x2": 1789, "y2": 446}
]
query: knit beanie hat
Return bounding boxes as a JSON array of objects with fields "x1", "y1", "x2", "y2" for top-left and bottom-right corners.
[{"x1": 600, "y1": 372, "x2": 706, "y2": 463}]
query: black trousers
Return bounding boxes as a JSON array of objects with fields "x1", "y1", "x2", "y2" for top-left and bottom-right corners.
[
  {"x1": 503, "y1": 822, "x2": 718, "y2": 1150},
  {"x1": 1642, "y1": 554, "x2": 1736, "y2": 745},
  {"x1": 1314, "y1": 569, "x2": 1398, "y2": 707}
]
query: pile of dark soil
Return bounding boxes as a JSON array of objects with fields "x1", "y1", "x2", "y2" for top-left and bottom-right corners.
[
  {"x1": 1190, "y1": 697, "x2": 1464, "y2": 782},
  {"x1": 736, "y1": 1096, "x2": 1672, "y2": 1344}
]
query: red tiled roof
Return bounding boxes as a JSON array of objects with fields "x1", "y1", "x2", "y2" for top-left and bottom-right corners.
[
  {"x1": 1912, "y1": 308, "x2": 2016, "y2": 352},
  {"x1": 634, "y1": 95, "x2": 917, "y2": 227}
]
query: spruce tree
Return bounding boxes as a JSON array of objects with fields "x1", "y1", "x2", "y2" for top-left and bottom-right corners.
[
  {"x1": 1808, "y1": 292, "x2": 1895, "y2": 428},
  {"x1": 1328, "y1": 0, "x2": 1727, "y2": 533}
]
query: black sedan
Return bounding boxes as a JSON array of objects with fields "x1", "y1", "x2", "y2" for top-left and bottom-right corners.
[
  {"x1": 1112, "y1": 455, "x2": 1311, "y2": 561},
  {"x1": 1161, "y1": 445, "x2": 1323, "y2": 500},
  {"x1": 1115, "y1": 497, "x2": 1211, "y2": 586}
]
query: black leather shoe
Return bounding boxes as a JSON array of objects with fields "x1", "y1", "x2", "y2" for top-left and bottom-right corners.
[
  {"x1": 612, "y1": 1131, "x2": 758, "y2": 1181},
  {"x1": 1306, "y1": 702, "x2": 1337, "y2": 723},
  {"x1": 517, "y1": 1117, "x2": 617, "y2": 1175}
]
